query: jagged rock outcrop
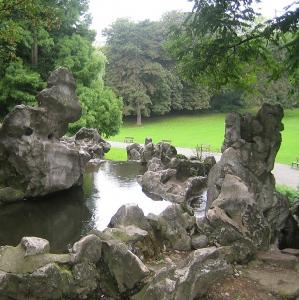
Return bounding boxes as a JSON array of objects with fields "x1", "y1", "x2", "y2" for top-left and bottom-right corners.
[
  {"x1": 127, "y1": 139, "x2": 177, "y2": 164},
  {"x1": 0, "y1": 68, "x2": 109, "y2": 204},
  {"x1": 132, "y1": 247, "x2": 232, "y2": 300},
  {"x1": 0, "y1": 234, "x2": 150, "y2": 300},
  {"x1": 203, "y1": 104, "x2": 289, "y2": 261}
]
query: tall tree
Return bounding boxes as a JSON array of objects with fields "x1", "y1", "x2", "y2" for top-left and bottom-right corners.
[{"x1": 104, "y1": 16, "x2": 210, "y2": 125}]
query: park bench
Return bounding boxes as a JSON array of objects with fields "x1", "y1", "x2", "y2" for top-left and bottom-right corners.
[
  {"x1": 124, "y1": 137, "x2": 134, "y2": 143},
  {"x1": 291, "y1": 157, "x2": 299, "y2": 168}
]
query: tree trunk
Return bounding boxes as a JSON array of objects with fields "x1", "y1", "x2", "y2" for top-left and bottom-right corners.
[
  {"x1": 31, "y1": 37, "x2": 38, "y2": 66},
  {"x1": 136, "y1": 103, "x2": 142, "y2": 126}
]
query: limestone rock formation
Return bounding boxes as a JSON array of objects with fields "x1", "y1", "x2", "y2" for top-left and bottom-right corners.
[
  {"x1": 0, "y1": 68, "x2": 109, "y2": 204},
  {"x1": 204, "y1": 104, "x2": 289, "y2": 261}
]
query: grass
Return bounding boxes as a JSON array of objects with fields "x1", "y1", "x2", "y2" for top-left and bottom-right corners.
[
  {"x1": 109, "y1": 108, "x2": 299, "y2": 164},
  {"x1": 105, "y1": 147, "x2": 127, "y2": 161}
]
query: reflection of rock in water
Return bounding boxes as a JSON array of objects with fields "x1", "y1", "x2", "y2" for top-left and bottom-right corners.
[
  {"x1": 101, "y1": 161, "x2": 147, "y2": 183},
  {"x1": 0, "y1": 187, "x2": 92, "y2": 253}
]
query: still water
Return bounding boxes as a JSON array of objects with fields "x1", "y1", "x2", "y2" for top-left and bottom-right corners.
[{"x1": 0, "y1": 161, "x2": 171, "y2": 253}]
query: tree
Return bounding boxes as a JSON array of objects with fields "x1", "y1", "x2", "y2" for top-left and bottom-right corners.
[
  {"x1": 168, "y1": 0, "x2": 299, "y2": 92},
  {"x1": 0, "y1": 59, "x2": 44, "y2": 113},
  {"x1": 0, "y1": 0, "x2": 123, "y2": 137},
  {"x1": 104, "y1": 16, "x2": 211, "y2": 125}
]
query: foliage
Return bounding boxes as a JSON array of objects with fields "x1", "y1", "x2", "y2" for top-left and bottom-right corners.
[
  {"x1": 0, "y1": 60, "x2": 44, "y2": 113},
  {"x1": 210, "y1": 91, "x2": 244, "y2": 112},
  {"x1": 167, "y1": 0, "x2": 299, "y2": 95},
  {"x1": 276, "y1": 184, "x2": 299, "y2": 207},
  {"x1": 69, "y1": 86, "x2": 123, "y2": 137},
  {"x1": 0, "y1": 0, "x2": 123, "y2": 137},
  {"x1": 109, "y1": 108, "x2": 299, "y2": 164},
  {"x1": 104, "y1": 16, "x2": 210, "y2": 125}
]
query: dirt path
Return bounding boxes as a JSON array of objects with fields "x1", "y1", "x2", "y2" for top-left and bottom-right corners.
[{"x1": 108, "y1": 141, "x2": 299, "y2": 188}]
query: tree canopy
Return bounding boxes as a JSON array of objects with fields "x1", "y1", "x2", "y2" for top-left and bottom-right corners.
[
  {"x1": 103, "y1": 15, "x2": 210, "y2": 125},
  {"x1": 0, "y1": 0, "x2": 122, "y2": 137},
  {"x1": 168, "y1": 0, "x2": 299, "y2": 93}
]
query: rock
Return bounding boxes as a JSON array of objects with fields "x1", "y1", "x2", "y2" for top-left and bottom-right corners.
[
  {"x1": 256, "y1": 250, "x2": 299, "y2": 270},
  {"x1": 102, "y1": 226, "x2": 157, "y2": 259},
  {"x1": 191, "y1": 234, "x2": 209, "y2": 249},
  {"x1": 152, "y1": 204, "x2": 195, "y2": 251},
  {"x1": 99, "y1": 239, "x2": 150, "y2": 298},
  {"x1": 139, "y1": 165, "x2": 207, "y2": 205},
  {"x1": 205, "y1": 104, "x2": 288, "y2": 261},
  {"x1": 133, "y1": 247, "x2": 232, "y2": 300},
  {"x1": 245, "y1": 267, "x2": 299, "y2": 299},
  {"x1": 281, "y1": 248, "x2": 299, "y2": 257},
  {"x1": 21, "y1": 237, "x2": 50, "y2": 257},
  {"x1": 75, "y1": 127, "x2": 101, "y2": 142},
  {"x1": 71, "y1": 234, "x2": 102, "y2": 264},
  {"x1": 0, "y1": 68, "x2": 99, "y2": 202},
  {"x1": 108, "y1": 204, "x2": 150, "y2": 231},
  {"x1": 74, "y1": 127, "x2": 111, "y2": 158},
  {"x1": 127, "y1": 143, "x2": 143, "y2": 161},
  {"x1": 71, "y1": 262, "x2": 99, "y2": 298},
  {"x1": 0, "y1": 263, "x2": 73, "y2": 300},
  {"x1": 144, "y1": 137, "x2": 152, "y2": 145}
]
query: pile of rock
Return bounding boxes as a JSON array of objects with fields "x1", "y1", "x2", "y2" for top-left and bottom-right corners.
[
  {"x1": 132, "y1": 139, "x2": 215, "y2": 207},
  {"x1": 0, "y1": 203, "x2": 226, "y2": 300},
  {"x1": 0, "y1": 68, "x2": 110, "y2": 204},
  {"x1": 202, "y1": 104, "x2": 290, "y2": 262}
]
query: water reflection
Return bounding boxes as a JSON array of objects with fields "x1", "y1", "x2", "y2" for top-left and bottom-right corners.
[
  {"x1": 0, "y1": 187, "x2": 92, "y2": 253},
  {"x1": 91, "y1": 161, "x2": 171, "y2": 230},
  {"x1": 0, "y1": 161, "x2": 171, "y2": 252}
]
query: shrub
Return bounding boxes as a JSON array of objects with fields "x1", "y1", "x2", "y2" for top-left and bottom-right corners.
[{"x1": 276, "y1": 185, "x2": 299, "y2": 207}]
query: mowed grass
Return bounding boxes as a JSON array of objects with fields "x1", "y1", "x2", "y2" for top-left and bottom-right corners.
[
  {"x1": 105, "y1": 147, "x2": 127, "y2": 161},
  {"x1": 109, "y1": 108, "x2": 299, "y2": 164}
]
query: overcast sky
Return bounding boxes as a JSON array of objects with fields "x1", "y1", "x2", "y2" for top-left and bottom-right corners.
[{"x1": 89, "y1": 0, "x2": 297, "y2": 44}]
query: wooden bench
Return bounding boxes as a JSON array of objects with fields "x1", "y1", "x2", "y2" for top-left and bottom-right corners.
[
  {"x1": 291, "y1": 157, "x2": 299, "y2": 168},
  {"x1": 124, "y1": 137, "x2": 134, "y2": 143}
]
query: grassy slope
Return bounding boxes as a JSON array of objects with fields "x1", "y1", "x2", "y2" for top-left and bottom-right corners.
[{"x1": 109, "y1": 108, "x2": 299, "y2": 164}]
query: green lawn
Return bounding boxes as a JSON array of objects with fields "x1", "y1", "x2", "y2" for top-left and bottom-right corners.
[
  {"x1": 109, "y1": 108, "x2": 299, "y2": 164},
  {"x1": 105, "y1": 147, "x2": 127, "y2": 161}
]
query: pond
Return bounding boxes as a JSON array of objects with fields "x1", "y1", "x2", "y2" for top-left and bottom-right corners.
[{"x1": 0, "y1": 161, "x2": 171, "y2": 253}]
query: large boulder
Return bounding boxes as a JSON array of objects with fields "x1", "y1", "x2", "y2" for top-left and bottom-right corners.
[
  {"x1": 148, "y1": 204, "x2": 196, "y2": 251},
  {"x1": 0, "y1": 68, "x2": 109, "y2": 203},
  {"x1": 99, "y1": 239, "x2": 150, "y2": 298},
  {"x1": 132, "y1": 247, "x2": 232, "y2": 300},
  {"x1": 204, "y1": 104, "x2": 289, "y2": 261}
]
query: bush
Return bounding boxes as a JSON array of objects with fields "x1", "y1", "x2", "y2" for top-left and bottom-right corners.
[{"x1": 276, "y1": 184, "x2": 299, "y2": 207}]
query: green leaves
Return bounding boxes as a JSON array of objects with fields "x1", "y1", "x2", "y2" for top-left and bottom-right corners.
[
  {"x1": 104, "y1": 15, "x2": 211, "y2": 124},
  {"x1": 0, "y1": 59, "x2": 45, "y2": 111},
  {"x1": 169, "y1": 0, "x2": 299, "y2": 92}
]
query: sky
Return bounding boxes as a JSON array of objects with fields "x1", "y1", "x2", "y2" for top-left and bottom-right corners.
[{"x1": 89, "y1": 0, "x2": 297, "y2": 44}]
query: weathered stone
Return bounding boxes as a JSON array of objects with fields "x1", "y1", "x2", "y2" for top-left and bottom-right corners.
[
  {"x1": 205, "y1": 104, "x2": 288, "y2": 261},
  {"x1": 99, "y1": 239, "x2": 150, "y2": 297},
  {"x1": 0, "y1": 68, "x2": 109, "y2": 203},
  {"x1": 153, "y1": 205, "x2": 195, "y2": 251},
  {"x1": 133, "y1": 247, "x2": 232, "y2": 300},
  {"x1": 71, "y1": 234, "x2": 102, "y2": 264},
  {"x1": 71, "y1": 262, "x2": 99, "y2": 298},
  {"x1": 21, "y1": 237, "x2": 50, "y2": 257},
  {"x1": 191, "y1": 234, "x2": 209, "y2": 249},
  {"x1": 108, "y1": 204, "x2": 150, "y2": 231}
]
